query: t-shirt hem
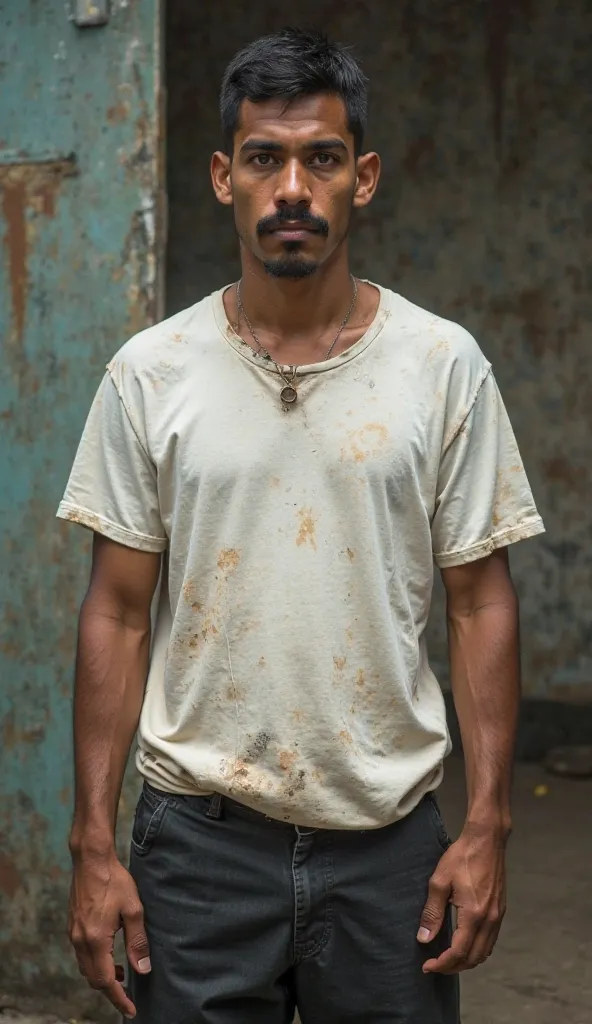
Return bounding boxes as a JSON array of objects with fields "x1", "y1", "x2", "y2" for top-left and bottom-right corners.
[
  {"x1": 56, "y1": 501, "x2": 168, "y2": 553},
  {"x1": 434, "y1": 516, "x2": 545, "y2": 568},
  {"x1": 136, "y1": 748, "x2": 213, "y2": 796}
]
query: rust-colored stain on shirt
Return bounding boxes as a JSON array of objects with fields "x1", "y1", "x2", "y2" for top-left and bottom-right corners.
[
  {"x1": 279, "y1": 750, "x2": 297, "y2": 772},
  {"x1": 342, "y1": 423, "x2": 388, "y2": 463},
  {"x1": 295, "y1": 507, "x2": 317, "y2": 550},
  {"x1": 427, "y1": 337, "x2": 451, "y2": 361},
  {"x1": 60, "y1": 507, "x2": 101, "y2": 532},
  {"x1": 493, "y1": 470, "x2": 515, "y2": 528},
  {"x1": 217, "y1": 548, "x2": 241, "y2": 573},
  {"x1": 183, "y1": 578, "x2": 198, "y2": 605}
]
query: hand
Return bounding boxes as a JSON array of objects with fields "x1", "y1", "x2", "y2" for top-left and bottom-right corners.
[
  {"x1": 68, "y1": 851, "x2": 151, "y2": 1018},
  {"x1": 417, "y1": 824, "x2": 507, "y2": 973}
]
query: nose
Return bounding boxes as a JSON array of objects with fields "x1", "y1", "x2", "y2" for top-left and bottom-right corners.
[{"x1": 273, "y1": 157, "x2": 312, "y2": 208}]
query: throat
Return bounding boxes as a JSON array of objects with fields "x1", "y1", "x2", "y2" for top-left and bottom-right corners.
[
  {"x1": 253, "y1": 336, "x2": 344, "y2": 367},
  {"x1": 232, "y1": 276, "x2": 373, "y2": 367},
  {"x1": 223, "y1": 280, "x2": 380, "y2": 367}
]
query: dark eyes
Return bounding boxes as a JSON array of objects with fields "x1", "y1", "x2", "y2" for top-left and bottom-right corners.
[{"x1": 250, "y1": 153, "x2": 338, "y2": 167}]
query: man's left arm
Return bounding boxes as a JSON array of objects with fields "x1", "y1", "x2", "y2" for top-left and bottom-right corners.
[{"x1": 418, "y1": 547, "x2": 519, "y2": 973}]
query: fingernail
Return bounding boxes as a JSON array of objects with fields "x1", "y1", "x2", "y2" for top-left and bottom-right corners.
[
  {"x1": 138, "y1": 956, "x2": 152, "y2": 973},
  {"x1": 417, "y1": 927, "x2": 431, "y2": 942}
]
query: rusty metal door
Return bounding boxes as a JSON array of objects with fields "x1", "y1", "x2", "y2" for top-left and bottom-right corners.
[{"x1": 0, "y1": 0, "x2": 163, "y2": 1001}]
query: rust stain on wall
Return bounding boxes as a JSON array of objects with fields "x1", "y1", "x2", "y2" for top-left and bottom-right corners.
[
  {"x1": 0, "y1": 158, "x2": 76, "y2": 355},
  {"x1": 107, "y1": 100, "x2": 130, "y2": 124},
  {"x1": 1, "y1": 711, "x2": 45, "y2": 751},
  {"x1": 1, "y1": 177, "x2": 27, "y2": 344},
  {"x1": 0, "y1": 854, "x2": 21, "y2": 898}
]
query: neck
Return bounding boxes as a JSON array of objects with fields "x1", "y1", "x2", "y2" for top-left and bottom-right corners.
[{"x1": 237, "y1": 244, "x2": 354, "y2": 339}]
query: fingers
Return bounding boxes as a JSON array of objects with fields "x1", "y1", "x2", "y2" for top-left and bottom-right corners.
[
  {"x1": 423, "y1": 905, "x2": 503, "y2": 974},
  {"x1": 123, "y1": 902, "x2": 152, "y2": 976},
  {"x1": 72, "y1": 940, "x2": 137, "y2": 1018},
  {"x1": 462, "y1": 905, "x2": 504, "y2": 969},
  {"x1": 417, "y1": 873, "x2": 451, "y2": 944},
  {"x1": 423, "y1": 924, "x2": 474, "y2": 974},
  {"x1": 68, "y1": 862, "x2": 146, "y2": 1017}
]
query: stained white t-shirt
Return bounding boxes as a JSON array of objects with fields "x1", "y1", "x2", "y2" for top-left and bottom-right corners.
[{"x1": 57, "y1": 284, "x2": 544, "y2": 829}]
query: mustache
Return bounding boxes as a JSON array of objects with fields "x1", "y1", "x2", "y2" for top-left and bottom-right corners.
[{"x1": 256, "y1": 207, "x2": 330, "y2": 238}]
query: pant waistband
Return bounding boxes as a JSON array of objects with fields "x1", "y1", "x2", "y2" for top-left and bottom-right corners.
[{"x1": 145, "y1": 781, "x2": 317, "y2": 831}]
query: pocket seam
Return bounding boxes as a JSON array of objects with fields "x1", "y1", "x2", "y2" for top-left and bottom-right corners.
[
  {"x1": 131, "y1": 794, "x2": 172, "y2": 855},
  {"x1": 426, "y1": 794, "x2": 452, "y2": 851}
]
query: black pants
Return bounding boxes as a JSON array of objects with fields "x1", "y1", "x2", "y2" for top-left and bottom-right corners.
[{"x1": 128, "y1": 783, "x2": 460, "y2": 1023}]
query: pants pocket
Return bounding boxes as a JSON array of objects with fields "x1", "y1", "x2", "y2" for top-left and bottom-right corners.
[
  {"x1": 425, "y1": 793, "x2": 452, "y2": 851},
  {"x1": 131, "y1": 785, "x2": 174, "y2": 856}
]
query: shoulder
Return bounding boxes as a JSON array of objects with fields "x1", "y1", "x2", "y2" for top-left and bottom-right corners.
[
  {"x1": 106, "y1": 290, "x2": 223, "y2": 384},
  {"x1": 381, "y1": 288, "x2": 488, "y2": 372},
  {"x1": 377, "y1": 286, "x2": 492, "y2": 403}
]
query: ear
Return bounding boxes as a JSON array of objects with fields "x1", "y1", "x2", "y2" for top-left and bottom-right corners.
[
  {"x1": 353, "y1": 151, "x2": 381, "y2": 208},
  {"x1": 211, "y1": 151, "x2": 233, "y2": 206}
]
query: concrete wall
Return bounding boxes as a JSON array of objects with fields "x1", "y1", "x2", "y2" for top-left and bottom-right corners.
[{"x1": 166, "y1": 0, "x2": 592, "y2": 702}]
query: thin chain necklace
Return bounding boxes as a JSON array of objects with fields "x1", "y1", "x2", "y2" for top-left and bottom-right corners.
[{"x1": 236, "y1": 275, "x2": 358, "y2": 410}]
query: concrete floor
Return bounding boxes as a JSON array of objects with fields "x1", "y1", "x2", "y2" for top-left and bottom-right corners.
[{"x1": 2, "y1": 758, "x2": 591, "y2": 1024}]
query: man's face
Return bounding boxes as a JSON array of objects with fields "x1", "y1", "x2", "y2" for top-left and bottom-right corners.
[{"x1": 213, "y1": 94, "x2": 375, "y2": 279}]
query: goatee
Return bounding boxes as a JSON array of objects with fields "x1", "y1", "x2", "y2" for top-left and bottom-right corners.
[{"x1": 262, "y1": 255, "x2": 319, "y2": 279}]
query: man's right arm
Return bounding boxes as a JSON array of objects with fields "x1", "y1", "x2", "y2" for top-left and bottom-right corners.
[{"x1": 69, "y1": 533, "x2": 161, "y2": 1019}]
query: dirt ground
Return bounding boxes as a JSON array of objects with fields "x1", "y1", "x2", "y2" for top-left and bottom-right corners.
[{"x1": 2, "y1": 758, "x2": 591, "y2": 1024}]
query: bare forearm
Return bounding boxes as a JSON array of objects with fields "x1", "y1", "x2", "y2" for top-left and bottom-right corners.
[
  {"x1": 70, "y1": 599, "x2": 150, "y2": 857},
  {"x1": 448, "y1": 594, "x2": 520, "y2": 833}
]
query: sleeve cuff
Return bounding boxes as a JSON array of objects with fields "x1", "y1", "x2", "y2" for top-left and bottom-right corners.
[
  {"x1": 434, "y1": 516, "x2": 545, "y2": 568},
  {"x1": 56, "y1": 502, "x2": 168, "y2": 553}
]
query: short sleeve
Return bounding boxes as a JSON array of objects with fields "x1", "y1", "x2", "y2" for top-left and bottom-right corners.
[
  {"x1": 432, "y1": 369, "x2": 544, "y2": 568},
  {"x1": 57, "y1": 371, "x2": 168, "y2": 552}
]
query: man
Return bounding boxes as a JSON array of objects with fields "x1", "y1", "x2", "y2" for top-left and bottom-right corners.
[{"x1": 59, "y1": 28, "x2": 545, "y2": 1024}]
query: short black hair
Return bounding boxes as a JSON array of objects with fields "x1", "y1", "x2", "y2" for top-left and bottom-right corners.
[{"x1": 220, "y1": 28, "x2": 368, "y2": 155}]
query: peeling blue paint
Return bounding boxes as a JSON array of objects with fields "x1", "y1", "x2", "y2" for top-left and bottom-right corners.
[{"x1": 0, "y1": 0, "x2": 162, "y2": 1003}]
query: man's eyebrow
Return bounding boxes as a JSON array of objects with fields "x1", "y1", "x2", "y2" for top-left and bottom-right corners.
[
  {"x1": 307, "y1": 138, "x2": 348, "y2": 152},
  {"x1": 240, "y1": 140, "x2": 284, "y2": 154},
  {"x1": 239, "y1": 138, "x2": 349, "y2": 154}
]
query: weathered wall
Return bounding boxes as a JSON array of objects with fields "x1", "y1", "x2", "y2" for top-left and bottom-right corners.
[
  {"x1": 0, "y1": 0, "x2": 162, "y2": 1012},
  {"x1": 166, "y1": 0, "x2": 592, "y2": 702}
]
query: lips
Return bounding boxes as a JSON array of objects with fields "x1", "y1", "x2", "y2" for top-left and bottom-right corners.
[
  {"x1": 271, "y1": 226, "x2": 316, "y2": 239},
  {"x1": 268, "y1": 221, "x2": 319, "y2": 236}
]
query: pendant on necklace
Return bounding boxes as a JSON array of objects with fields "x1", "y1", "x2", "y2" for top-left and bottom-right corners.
[{"x1": 280, "y1": 384, "x2": 298, "y2": 407}]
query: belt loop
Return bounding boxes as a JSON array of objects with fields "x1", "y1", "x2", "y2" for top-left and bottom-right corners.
[{"x1": 206, "y1": 793, "x2": 224, "y2": 819}]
